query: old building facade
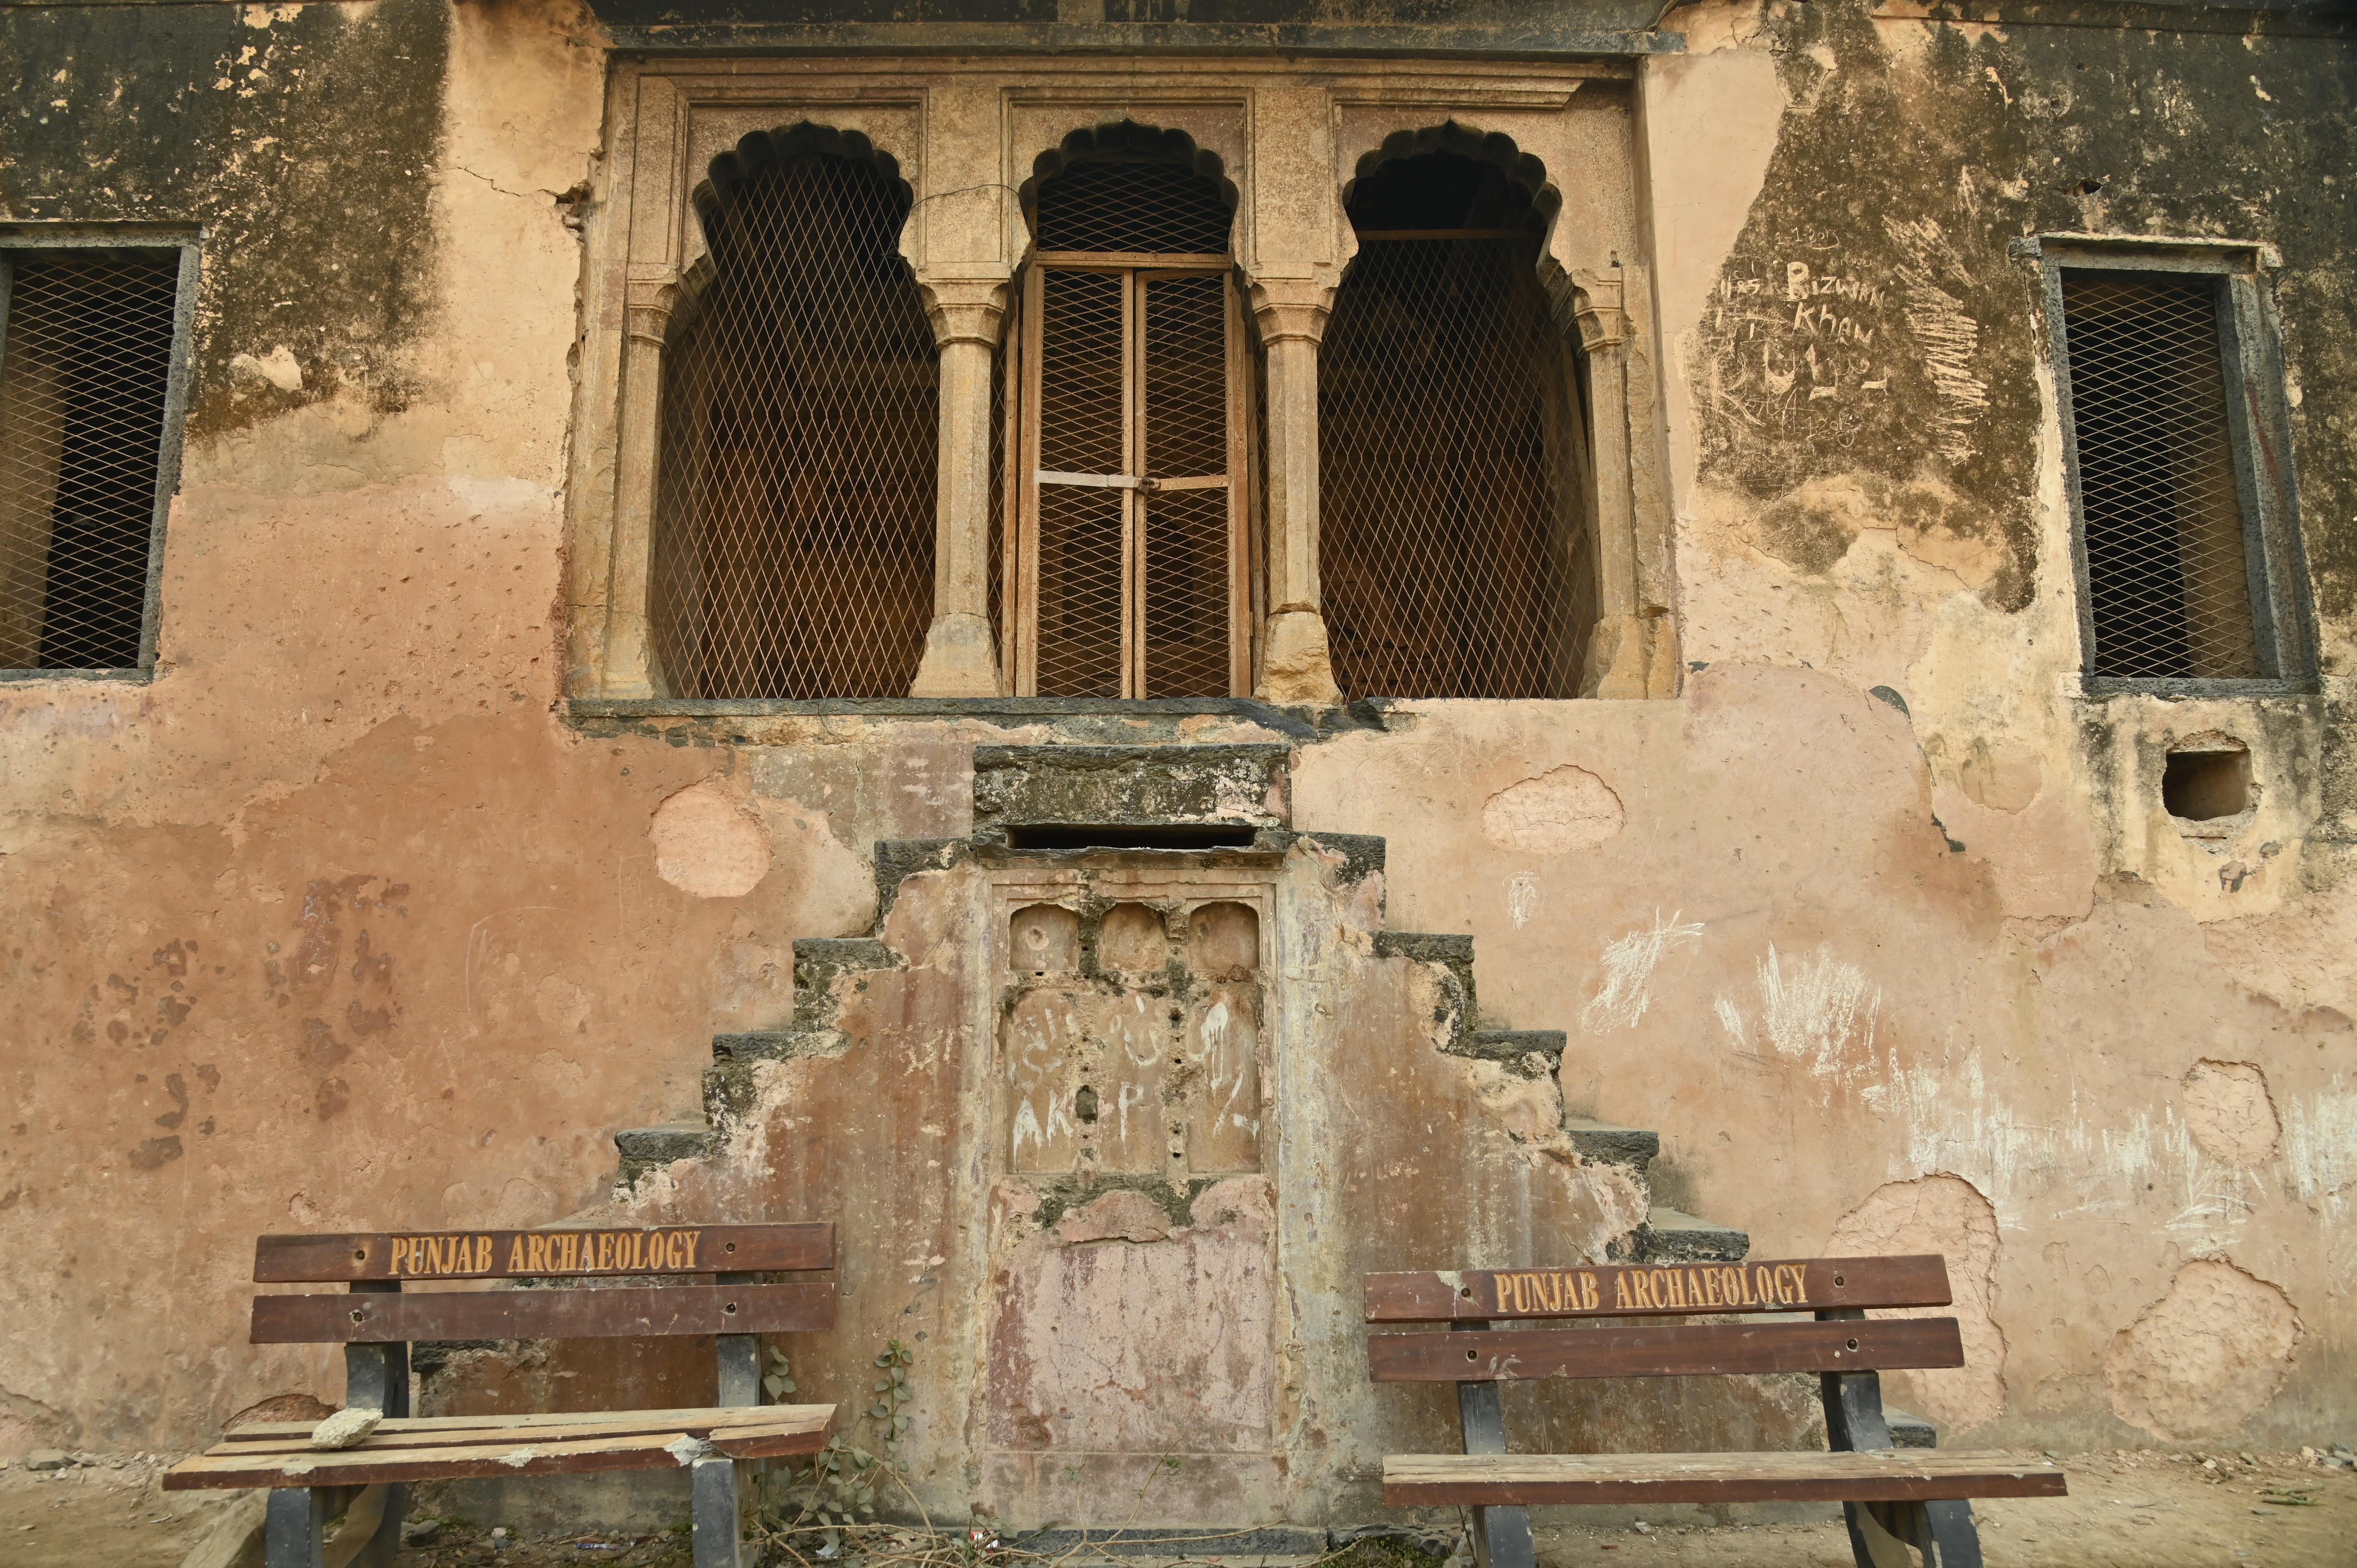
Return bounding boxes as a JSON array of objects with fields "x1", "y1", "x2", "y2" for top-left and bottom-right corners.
[{"x1": 2, "y1": 0, "x2": 2352, "y2": 1533}]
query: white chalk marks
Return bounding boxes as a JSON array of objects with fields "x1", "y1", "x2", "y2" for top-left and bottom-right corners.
[
  {"x1": 1885, "y1": 216, "x2": 1989, "y2": 462},
  {"x1": 1581, "y1": 912, "x2": 1705, "y2": 1034},
  {"x1": 1713, "y1": 943, "x2": 1881, "y2": 1084}
]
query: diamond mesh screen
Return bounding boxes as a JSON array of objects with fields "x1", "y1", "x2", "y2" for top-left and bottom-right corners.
[
  {"x1": 0, "y1": 251, "x2": 178, "y2": 670},
  {"x1": 1320, "y1": 233, "x2": 1576, "y2": 699},
  {"x1": 1141, "y1": 273, "x2": 1231, "y2": 696},
  {"x1": 1033, "y1": 268, "x2": 1129, "y2": 699},
  {"x1": 2062, "y1": 271, "x2": 2261, "y2": 680},
  {"x1": 650, "y1": 152, "x2": 937, "y2": 698},
  {"x1": 1035, "y1": 159, "x2": 1230, "y2": 254}
]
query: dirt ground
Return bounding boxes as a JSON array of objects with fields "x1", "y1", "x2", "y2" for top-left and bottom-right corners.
[{"x1": 1, "y1": 1449, "x2": 2349, "y2": 1568}]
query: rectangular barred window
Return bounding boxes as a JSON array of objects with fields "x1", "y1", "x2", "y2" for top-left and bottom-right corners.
[
  {"x1": 2050, "y1": 248, "x2": 2311, "y2": 691},
  {"x1": 0, "y1": 241, "x2": 195, "y2": 675}
]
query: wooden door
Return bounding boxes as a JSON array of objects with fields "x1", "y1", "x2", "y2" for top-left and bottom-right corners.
[{"x1": 1004, "y1": 254, "x2": 1252, "y2": 697}]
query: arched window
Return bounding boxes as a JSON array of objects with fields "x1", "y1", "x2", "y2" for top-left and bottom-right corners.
[
  {"x1": 649, "y1": 127, "x2": 938, "y2": 698},
  {"x1": 1319, "y1": 147, "x2": 1593, "y2": 699},
  {"x1": 999, "y1": 124, "x2": 1252, "y2": 699}
]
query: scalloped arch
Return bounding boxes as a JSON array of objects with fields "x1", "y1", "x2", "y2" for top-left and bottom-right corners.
[
  {"x1": 1018, "y1": 119, "x2": 1239, "y2": 237},
  {"x1": 1343, "y1": 121, "x2": 1562, "y2": 237},
  {"x1": 692, "y1": 120, "x2": 916, "y2": 231}
]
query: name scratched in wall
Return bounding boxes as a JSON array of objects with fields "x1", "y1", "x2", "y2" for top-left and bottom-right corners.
[
  {"x1": 1481, "y1": 1261, "x2": 1814, "y2": 1315},
  {"x1": 385, "y1": 1229, "x2": 707, "y2": 1277},
  {"x1": 1708, "y1": 259, "x2": 1894, "y2": 444}
]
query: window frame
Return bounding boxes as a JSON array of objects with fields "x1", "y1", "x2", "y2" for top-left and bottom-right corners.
[
  {"x1": 0, "y1": 223, "x2": 202, "y2": 682},
  {"x1": 2036, "y1": 235, "x2": 2316, "y2": 696}
]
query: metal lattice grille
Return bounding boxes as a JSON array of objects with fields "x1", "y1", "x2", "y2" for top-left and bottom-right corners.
[
  {"x1": 650, "y1": 151, "x2": 937, "y2": 698},
  {"x1": 1320, "y1": 233, "x2": 1578, "y2": 699},
  {"x1": 2062, "y1": 272, "x2": 2261, "y2": 679},
  {"x1": 1035, "y1": 159, "x2": 1230, "y2": 254},
  {"x1": 0, "y1": 252, "x2": 178, "y2": 670},
  {"x1": 1141, "y1": 274, "x2": 1232, "y2": 696}
]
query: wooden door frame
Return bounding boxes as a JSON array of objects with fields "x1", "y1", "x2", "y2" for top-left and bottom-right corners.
[{"x1": 1003, "y1": 252, "x2": 1253, "y2": 698}]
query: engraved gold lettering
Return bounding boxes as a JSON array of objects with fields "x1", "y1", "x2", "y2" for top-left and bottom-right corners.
[
  {"x1": 1702, "y1": 1270, "x2": 1723, "y2": 1307},
  {"x1": 475, "y1": 1236, "x2": 492, "y2": 1272},
  {"x1": 1755, "y1": 1266, "x2": 1776, "y2": 1305},
  {"x1": 682, "y1": 1230, "x2": 701, "y2": 1269},
  {"x1": 1539, "y1": 1273, "x2": 1564, "y2": 1314},
  {"x1": 1785, "y1": 1264, "x2": 1810, "y2": 1305},
  {"x1": 506, "y1": 1236, "x2": 525, "y2": 1272},
  {"x1": 559, "y1": 1233, "x2": 579, "y2": 1271},
  {"x1": 390, "y1": 1238, "x2": 410, "y2": 1275},
  {"x1": 1613, "y1": 1271, "x2": 1638, "y2": 1310},
  {"x1": 1580, "y1": 1272, "x2": 1601, "y2": 1311},
  {"x1": 662, "y1": 1233, "x2": 682, "y2": 1270},
  {"x1": 423, "y1": 1237, "x2": 441, "y2": 1275},
  {"x1": 526, "y1": 1234, "x2": 547, "y2": 1271},
  {"x1": 595, "y1": 1233, "x2": 613, "y2": 1271}
]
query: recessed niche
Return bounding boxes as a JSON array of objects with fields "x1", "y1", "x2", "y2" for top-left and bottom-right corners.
[
  {"x1": 1097, "y1": 903, "x2": 1169, "y2": 973},
  {"x1": 2163, "y1": 740, "x2": 2252, "y2": 823},
  {"x1": 1187, "y1": 901, "x2": 1260, "y2": 980},
  {"x1": 1010, "y1": 904, "x2": 1079, "y2": 976}
]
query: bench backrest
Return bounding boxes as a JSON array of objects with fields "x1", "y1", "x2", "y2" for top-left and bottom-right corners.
[
  {"x1": 1363, "y1": 1254, "x2": 1958, "y2": 1382},
  {"x1": 251, "y1": 1223, "x2": 837, "y2": 1346}
]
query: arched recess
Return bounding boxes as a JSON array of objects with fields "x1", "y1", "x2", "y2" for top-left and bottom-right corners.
[
  {"x1": 648, "y1": 122, "x2": 939, "y2": 699},
  {"x1": 1320, "y1": 122, "x2": 1597, "y2": 699},
  {"x1": 994, "y1": 121, "x2": 1258, "y2": 700}
]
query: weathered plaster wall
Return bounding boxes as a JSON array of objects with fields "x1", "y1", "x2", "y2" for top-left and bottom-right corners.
[{"x1": 0, "y1": 0, "x2": 2351, "y2": 1517}]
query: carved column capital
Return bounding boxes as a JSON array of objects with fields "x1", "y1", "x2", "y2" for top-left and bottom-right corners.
[
  {"x1": 1570, "y1": 270, "x2": 1629, "y2": 352},
  {"x1": 624, "y1": 267, "x2": 682, "y2": 347},
  {"x1": 918, "y1": 275, "x2": 1012, "y2": 350},
  {"x1": 1248, "y1": 278, "x2": 1334, "y2": 346}
]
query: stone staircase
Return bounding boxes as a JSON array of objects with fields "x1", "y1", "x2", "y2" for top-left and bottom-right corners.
[{"x1": 617, "y1": 829, "x2": 1747, "y2": 1268}]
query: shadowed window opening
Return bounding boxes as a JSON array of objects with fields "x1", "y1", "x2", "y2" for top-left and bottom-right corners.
[
  {"x1": 0, "y1": 250, "x2": 180, "y2": 671},
  {"x1": 1319, "y1": 151, "x2": 1592, "y2": 701},
  {"x1": 650, "y1": 139, "x2": 938, "y2": 698},
  {"x1": 2162, "y1": 742, "x2": 2250, "y2": 821},
  {"x1": 1002, "y1": 823, "x2": 1255, "y2": 851},
  {"x1": 2061, "y1": 271, "x2": 2262, "y2": 681}
]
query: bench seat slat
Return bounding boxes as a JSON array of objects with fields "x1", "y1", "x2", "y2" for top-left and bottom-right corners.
[
  {"x1": 212, "y1": 1408, "x2": 833, "y2": 1456},
  {"x1": 255, "y1": 1224, "x2": 834, "y2": 1283},
  {"x1": 163, "y1": 1407, "x2": 838, "y2": 1491},
  {"x1": 1368, "y1": 1318, "x2": 1964, "y2": 1382},
  {"x1": 251, "y1": 1282, "x2": 836, "y2": 1344},
  {"x1": 1364, "y1": 1255, "x2": 1951, "y2": 1323},
  {"x1": 1381, "y1": 1451, "x2": 2069, "y2": 1507},
  {"x1": 220, "y1": 1407, "x2": 753, "y2": 1441}
]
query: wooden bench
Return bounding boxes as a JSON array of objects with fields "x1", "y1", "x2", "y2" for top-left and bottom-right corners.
[
  {"x1": 1364, "y1": 1254, "x2": 2065, "y2": 1568},
  {"x1": 166, "y1": 1224, "x2": 841, "y2": 1568}
]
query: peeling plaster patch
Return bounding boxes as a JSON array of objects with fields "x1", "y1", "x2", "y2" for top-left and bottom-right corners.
[
  {"x1": 650, "y1": 778, "x2": 770, "y2": 898},
  {"x1": 1722, "y1": 943, "x2": 1879, "y2": 1083},
  {"x1": 1482, "y1": 765, "x2": 1626, "y2": 854},
  {"x1": 1580, "y1": 912, "x2": 1705, "y2": 1033},
  {"x1": 2178, "y1": 1060, "x2": 2279, "y2": 1165},
  {"x1": 228, "y1": 345, "x2": 304, "y2": 393},
  {"x1": 1057, "y1": 1189, "x2": 1173, "y2": 1246},
  {"x1": 1459, "y1": 1057, "x2": 1567, "y2": 1145},
  {"x1": 2104, "y1": 1260, "x2": 2302, "y2": 1440},
  {"x1": 1828, "y1": 1174, "x2": 2005, "y2": 1431}
]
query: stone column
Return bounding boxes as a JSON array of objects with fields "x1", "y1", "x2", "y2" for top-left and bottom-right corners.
[
  {"x1": 601, "y1": 268, "x2": 679, "y2": 698},
  {"x1": 909, "y1": 278, "x2": 1010, "y2": 699},
  {"x1": 1572, "y1": 275, "x2": 1671, "y2": 699},
  {"x1": 1249, "y1": 280, "x2": 1342, "y2": 706}
]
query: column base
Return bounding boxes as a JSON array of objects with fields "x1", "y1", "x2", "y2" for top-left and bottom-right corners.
[
  {"x1": 908, "y1": 613, "x2": 1006, "y2": 698},
  {"x1": 1579, "y1": 613, "x2": 1680, "y2": 700},
  {"x1": 1255, "y1": 609, "x2": 1341, "y2": 706}
]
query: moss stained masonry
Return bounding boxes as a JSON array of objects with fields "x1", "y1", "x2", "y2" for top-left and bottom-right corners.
[
  {"x1": 0, "y1": 0, "x2": 450, "y2": 442},
  {"x1": 0, "y1": 0, "x2": 2352, "y2": 1503}
]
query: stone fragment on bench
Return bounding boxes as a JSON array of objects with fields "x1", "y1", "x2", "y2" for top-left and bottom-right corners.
[{"x1": 310, "y1": 1409, "x2": 383, "y2": 1450}]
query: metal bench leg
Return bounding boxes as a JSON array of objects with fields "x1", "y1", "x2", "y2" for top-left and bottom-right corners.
[
  {"x1": 1919, "y1": 1500, "x2": 1983, "y2": 1568},
  {"x1": 692, "y1": 1454, "x2": 744, "y2": 1568},
  {"x1": 266, "y1": 1488, "x2": 327, "y2": 1568},
  {"x1": 344, "y1": 1292, "x2": 409, "y2": 1568},
  {"x1": 1455, "y1": 1376, "x2": 1534, "y2": 1568}
]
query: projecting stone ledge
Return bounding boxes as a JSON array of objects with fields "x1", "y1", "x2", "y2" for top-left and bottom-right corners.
[
  {"x1": 1612, "y1": 1206, "x2": 1750, "y2": 1264},
  {"x1": 971, "y1": 743, "x2": 1293, "y2": 835},
  {"x1": 615, "y1": 1122, "x2": 715, "y2": 1185},
  {"x1": 1560, "y1": 1116, "x2": 1661, "y2": 1171}
]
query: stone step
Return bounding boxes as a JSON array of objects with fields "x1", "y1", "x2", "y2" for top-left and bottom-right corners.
[
  {"x1": 1460, "y1": 1028, "x2": 1567, "y2": 1074},
  {"x1": 615, "y1": 1122, "x2": 715, "y2": 1185},
  {"x1": 711, "y1": 1028, "x2": 841, "y2": 1062},
  {"x1": 1562, "y1": 1116, "x2": 1661, "y2": 1170},
  {"x1": 1615, "y1": 1205, "x2": 1750, "y2": 1264}
]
